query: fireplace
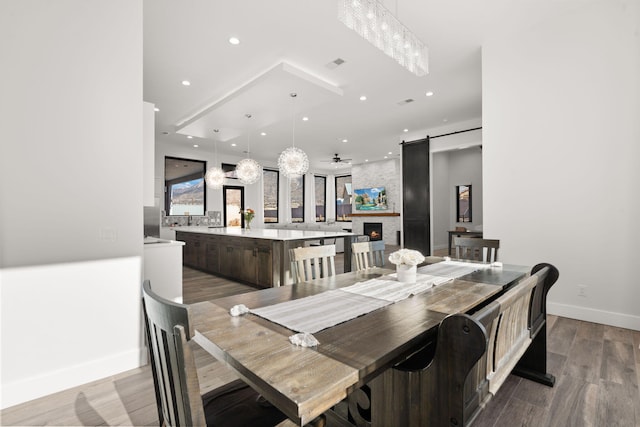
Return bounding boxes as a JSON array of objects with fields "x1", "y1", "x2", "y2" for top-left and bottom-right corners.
[{"x1": 363, "y1": 222, "x2": 383, "y2": 241}]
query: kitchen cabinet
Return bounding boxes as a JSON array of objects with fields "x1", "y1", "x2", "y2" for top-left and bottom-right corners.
[{"x1": 177, "y1": 231, "x2": 272, "y2": 288}]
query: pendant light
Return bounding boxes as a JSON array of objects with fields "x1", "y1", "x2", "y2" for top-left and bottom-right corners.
[
  {"x1": 278, "y1": 93, "x2": 309, "y2": 178},
  {"x1": 235, "y1": 114, "x2": 262, "y2": 185},
  {"x1": 205, "y1": 130, "x2": 225, "y2": 189}
]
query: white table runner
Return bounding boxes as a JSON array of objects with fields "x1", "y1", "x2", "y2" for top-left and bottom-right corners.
[
  {"x1": 341, "y1": 275, "x2": 451, "y2": 302},
  {"x1": 250, "y1": 290, "x2": 392, "y2": 333},
  {"x1": 249, "y1": 263, "x2": 482, "y2": 334},
  {"x1": 418, "y1": 260, "x2": 490, "y2": 279}
]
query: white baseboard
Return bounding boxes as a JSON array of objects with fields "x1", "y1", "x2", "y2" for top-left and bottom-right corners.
[
  {"x1": 1, "y1": 347, "x2": 145, "y2": 410},
  {"x1": 548, "y1": 302, "x2": 640, "y2": 331}
]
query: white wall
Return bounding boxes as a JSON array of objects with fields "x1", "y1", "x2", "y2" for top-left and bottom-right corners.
[
  {"x1": 431, "y1": 147, "x2": 483, "y2": 250},
  {"x1": 448, "y1": 148, "x2": 483, "y2": 231},
  {"x1": 431, "y1": 154, "x2": 450, "y2": 250},
  {"x1": 0, "y1": 0, "x2": 144, "y2": 408},
  {"x1": 482, "y1": 0, "x2": 640, "y2": 330}
]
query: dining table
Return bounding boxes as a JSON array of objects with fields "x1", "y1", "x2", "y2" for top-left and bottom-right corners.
[{"x1": 191, "y1": 261, "x2": 529, "y2": 426}]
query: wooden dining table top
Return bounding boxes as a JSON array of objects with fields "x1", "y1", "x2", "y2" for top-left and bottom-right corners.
[{"x1": 191, "y1": 266, "x2": 523, "y2": 425}]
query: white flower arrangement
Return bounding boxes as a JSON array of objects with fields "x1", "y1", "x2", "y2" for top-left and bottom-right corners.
[{"x1": 388, "y1": 249, "x2": 425, "y2": 266}]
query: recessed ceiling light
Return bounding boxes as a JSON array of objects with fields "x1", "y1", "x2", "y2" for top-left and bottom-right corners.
[
  {"x1": 302, "y1": 117, "x2": 309, "y2": 121},
  {"x1": 443, "y1": 118, "x2": 448, "y2": 122},
  {"x1": 365, "y1": 159, "x2": 369, "y2": 162},
  {"x1": 359, "y1": 95, "x2": 367, "y2": 101},
  {"x1": 187, "y1": 135, "x2": 193, "y2": 139},
  {"x1": 182, "y1": 80, "x2": 191, "y2": 86},
  {"x1": 193, "y1": 144, "x2": 199, "y2": 148},
  {"x1": 403, "y1": 128, "x2": 409, "y2": 132},
  {"x1": 388, "y1": 151, "x2": 392, "y2": 155},
  {"x1": 342, "y1": 139, "x2": 348, "y2": 143},
  {"x1": 261, "y1": 132, "x2": 267, "y2": 136},
  {"x1": 231, "y1": 143, "x2": 237, "y2": 147},
  {"x1": 154, "y1": 107, "x2": 159, "y2": 112},
  {"x1": 228, "y1": 37, "x2": 240, "y2": 45},
  {"x1": 425, "y1": 91, "x2": 434, "y2": 97},
  {"x1": 384, "y1": 156, "x2": 388, "y2": 159}
]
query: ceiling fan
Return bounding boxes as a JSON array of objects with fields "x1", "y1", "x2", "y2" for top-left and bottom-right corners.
[{"x1": 323, "y1": 153, "x2": 352, "y2": 164}]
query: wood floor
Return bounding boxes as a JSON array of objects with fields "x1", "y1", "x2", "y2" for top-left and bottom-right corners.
[{"x1": 2, "y1": 264, "x2": 639, "y2": 426}]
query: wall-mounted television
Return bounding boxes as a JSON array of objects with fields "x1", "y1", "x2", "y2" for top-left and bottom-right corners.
[{"x1": 354, "y1": 187, "x2": 387, "y2": 211}]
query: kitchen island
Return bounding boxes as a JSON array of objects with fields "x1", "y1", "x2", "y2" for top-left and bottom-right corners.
[{"x1": 175, "y1": 227, "x2": 355, "y2": 287}]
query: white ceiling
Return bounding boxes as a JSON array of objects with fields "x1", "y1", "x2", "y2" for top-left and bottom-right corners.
[{"x1": 143, "y1": 0, "x2": 559, "y2": 172}]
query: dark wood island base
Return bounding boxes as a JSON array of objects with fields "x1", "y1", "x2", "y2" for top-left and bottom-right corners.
[{"x1": 176, "y1": 228, "x2": 354, "y2": 287}]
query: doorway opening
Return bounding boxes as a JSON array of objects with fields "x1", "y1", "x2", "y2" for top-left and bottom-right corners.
[{"x1": 223, "y1": 185, "x2": 244, "y2": 228}]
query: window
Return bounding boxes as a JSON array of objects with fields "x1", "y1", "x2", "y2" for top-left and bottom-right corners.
[
  {"x1": 315, "y1": 175, "x2": 326, "y2": 222},
  {"x1": 335, "y1": 175, "x2": 352, "y2": 221},
  {"x1": 221, "y1": 163, "x2": 237, "y2": 179},
  {"x1": 263, "y1": 169, "x2": 279, "y2": 223},
  {"x1": 164, "y1": 157, "x2": 206, "y2": 216},
  {"x1": 290, "y1": 175, "x2": 305, "y2": 223}
]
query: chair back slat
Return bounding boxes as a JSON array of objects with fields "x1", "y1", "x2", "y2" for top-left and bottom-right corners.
[
  {"x1": 352, "y1": 242, "x2": 371, "y2": 271},
  {"x1": 453, "y1": 237, "x2": 500, "y2": 262},
  {"x1": 291, "y1": 244, "x2": 336, "y2": 283},
  {"x1": 472, "y1": 273, "x2": 539, "y2": 394},
  {"x1": 142, "y1": 280, "x2": 206, "y2": 426}
]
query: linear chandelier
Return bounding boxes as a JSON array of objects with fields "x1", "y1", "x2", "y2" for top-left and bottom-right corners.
[{"x1": 338, "y1": 0, "x2": 428, "y2": 77}]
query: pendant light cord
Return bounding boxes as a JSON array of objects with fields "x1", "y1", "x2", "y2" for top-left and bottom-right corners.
[
  {"x1": 290, "y1": 93, "x2": 297, "y2": 148},
  {"x1": 245, "y1": 113, "x2": 252, "y2": 158}
]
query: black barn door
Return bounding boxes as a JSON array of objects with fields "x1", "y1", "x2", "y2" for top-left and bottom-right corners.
[{"x1": 402, "y1": 137, "x2": 430, "y2": 255}]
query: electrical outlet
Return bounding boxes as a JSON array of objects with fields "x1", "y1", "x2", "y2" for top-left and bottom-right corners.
[
  {"x1": 577, "y1": 285, "x2": 587, "y2": 297},
  {"x1": 99, "y1": 227, "x2": 118, "y2": 242}
]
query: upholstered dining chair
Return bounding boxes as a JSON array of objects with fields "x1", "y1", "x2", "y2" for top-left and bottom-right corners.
[
  {"x1": 352, "y1": 241, "x2": 386, "y2": 271},
  {"x1": 369, "y1": 240, "x2": 386, "y2": 267},
  {"x1": 452, "y1": 237, "x2": 500, "y2": 262},
  {"x1": 142, "y1": 280, "x2": 287, "y2": 427},
  {"x1": 291, "y1": 244, "x2": 336, "y2": 283}
]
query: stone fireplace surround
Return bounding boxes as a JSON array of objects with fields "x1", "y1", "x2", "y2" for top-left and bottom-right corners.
[{"x1": 351, "y1": 159, "x2": 401, "y2": 246}]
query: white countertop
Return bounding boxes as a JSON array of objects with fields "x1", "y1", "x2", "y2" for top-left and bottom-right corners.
[
  {"x1": 173, "y1": 226, "x2": 355, "y2": 241},
  {"x1": 143, "y1": 236, "x2": 185, "y2": 247}
]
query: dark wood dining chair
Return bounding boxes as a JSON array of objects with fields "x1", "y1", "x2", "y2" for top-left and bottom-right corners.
[
  {"x1": 142, "y1": 280, "x2": 287, "y2": 427},
  {"x1": 452, "y1": 237, "x2": 500, "y2": 262}
]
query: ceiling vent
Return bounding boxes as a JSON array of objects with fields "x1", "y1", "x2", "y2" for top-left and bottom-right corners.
[
  {"x1": 397, "y1": 98, "x2": 415, "y2": 106},
  {"x1": 326, "y1": 58, "x2": 346, "y2": 69}
]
